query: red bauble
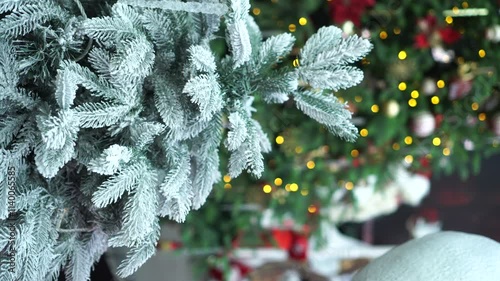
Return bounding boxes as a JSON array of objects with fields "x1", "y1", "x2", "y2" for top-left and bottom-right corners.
[
  {"x1": 435, "y1": 114, "x2": 444, "y2": 128},
  {"x1": 271, "y1": 229, "x2": 294, "y2": 250},
  {"x1": 416, "y1": 156, "x2": 432, "y2": 179},
  {"x1": 289, "y1": 232, "x2": 309, "y2": 261},
  {"x1": 329, "y1": 0, "x2": 376, "y2": 26},
  {"x1": 414, "y1": 33, "x2": 430, "y2": 48},
  {"x1": 438, "y1": 28, "x2": 462, "y2": 44},
  {"x1": 413, "y1": 14, "x2": 461, "y2": 48}
]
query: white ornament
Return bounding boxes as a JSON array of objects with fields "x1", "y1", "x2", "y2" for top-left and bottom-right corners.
[
  {"x1": 353, "y1": 231, "x2": 500, "y2": 281},
  {"x1": 361, "y1": 29, "x2": 371, "y2": 39},
  {"x1": 431, "y1": 46, "x2": 454, "y2": 63},
  {"x1": 412, "y1": 112, "x2": 435, "y2": 138},
  {"x1": 384, "y1": 100, "x2": 400, "y2": 117},
  {"x1": 486, "y1": 25, "x2": 500, "y2": 42},
  {"x1": 463, "y1": 139, "x2": 475, "y2": 151},
  {"x1": 342, "y1": 21, "x2": 355, "y2": 35},
  {"x1": 421, "y1": 78, "x2": 437, "y2": 95}
]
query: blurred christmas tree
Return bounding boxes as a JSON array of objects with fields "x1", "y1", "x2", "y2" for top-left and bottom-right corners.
[{"x1": 179, "y1": 0, "x2": 500, "y2": 279}]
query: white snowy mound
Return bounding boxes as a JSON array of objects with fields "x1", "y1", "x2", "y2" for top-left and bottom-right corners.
[{"x1": 353, "y1": 231, "x2": 500, "y2": 281}]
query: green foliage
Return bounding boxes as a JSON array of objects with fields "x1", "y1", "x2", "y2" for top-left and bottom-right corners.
[
  {"x1": 214, "y1": 0, "x2": 500, "y2": 232},
  {"x1": 0, "y1": 0, "x2": 371, "y2": 280}
]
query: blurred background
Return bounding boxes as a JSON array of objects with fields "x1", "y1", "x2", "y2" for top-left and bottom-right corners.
[{"x1": 89, "y1": 0, "x2": 500, "y2": 280}]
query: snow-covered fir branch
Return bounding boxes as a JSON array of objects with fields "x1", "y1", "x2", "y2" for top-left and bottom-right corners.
[{"x1": 0, "y1": 0, "x2": 372, "y2": 279}]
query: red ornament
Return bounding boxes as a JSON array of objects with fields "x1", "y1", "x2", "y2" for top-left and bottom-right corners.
[
  {"x1": 414, "y1": 14, "x2": 461, "y2": 49},
  {"x1": 289, "y1": 232, "x2": 309, "y2": 261},
  {"x1": 231, "y1": 260, "x2": 253, "y2": 277},
  {"x1": 435, "y1": 114, "x2": 444, "y2": 128},
  {"x1": 271, "y1": 229, "x2": 294, "y2": 250},
  {"x1": 416, "y1": 156, "x2": 432, "y2": 179},
  {"x1": 156, "y1": 240, "x2": 183, "y2": 251},
  {"x1": 414, "y1": 34, "x2": 430, "y2": 48},
  {"x1": 438, "y1": 28, "x2": 462, "y2": 45},
  {"x1": 329, "y1": 0, "x2": 376, "y2": 27}
]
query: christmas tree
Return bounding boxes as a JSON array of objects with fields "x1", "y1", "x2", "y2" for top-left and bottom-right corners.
[
  {"x1": 0, "y1": 0, "x2": 372, "y2": 280},
  {"x1": 233, "y1": 0, "x2": 500, "y2": 223}
]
